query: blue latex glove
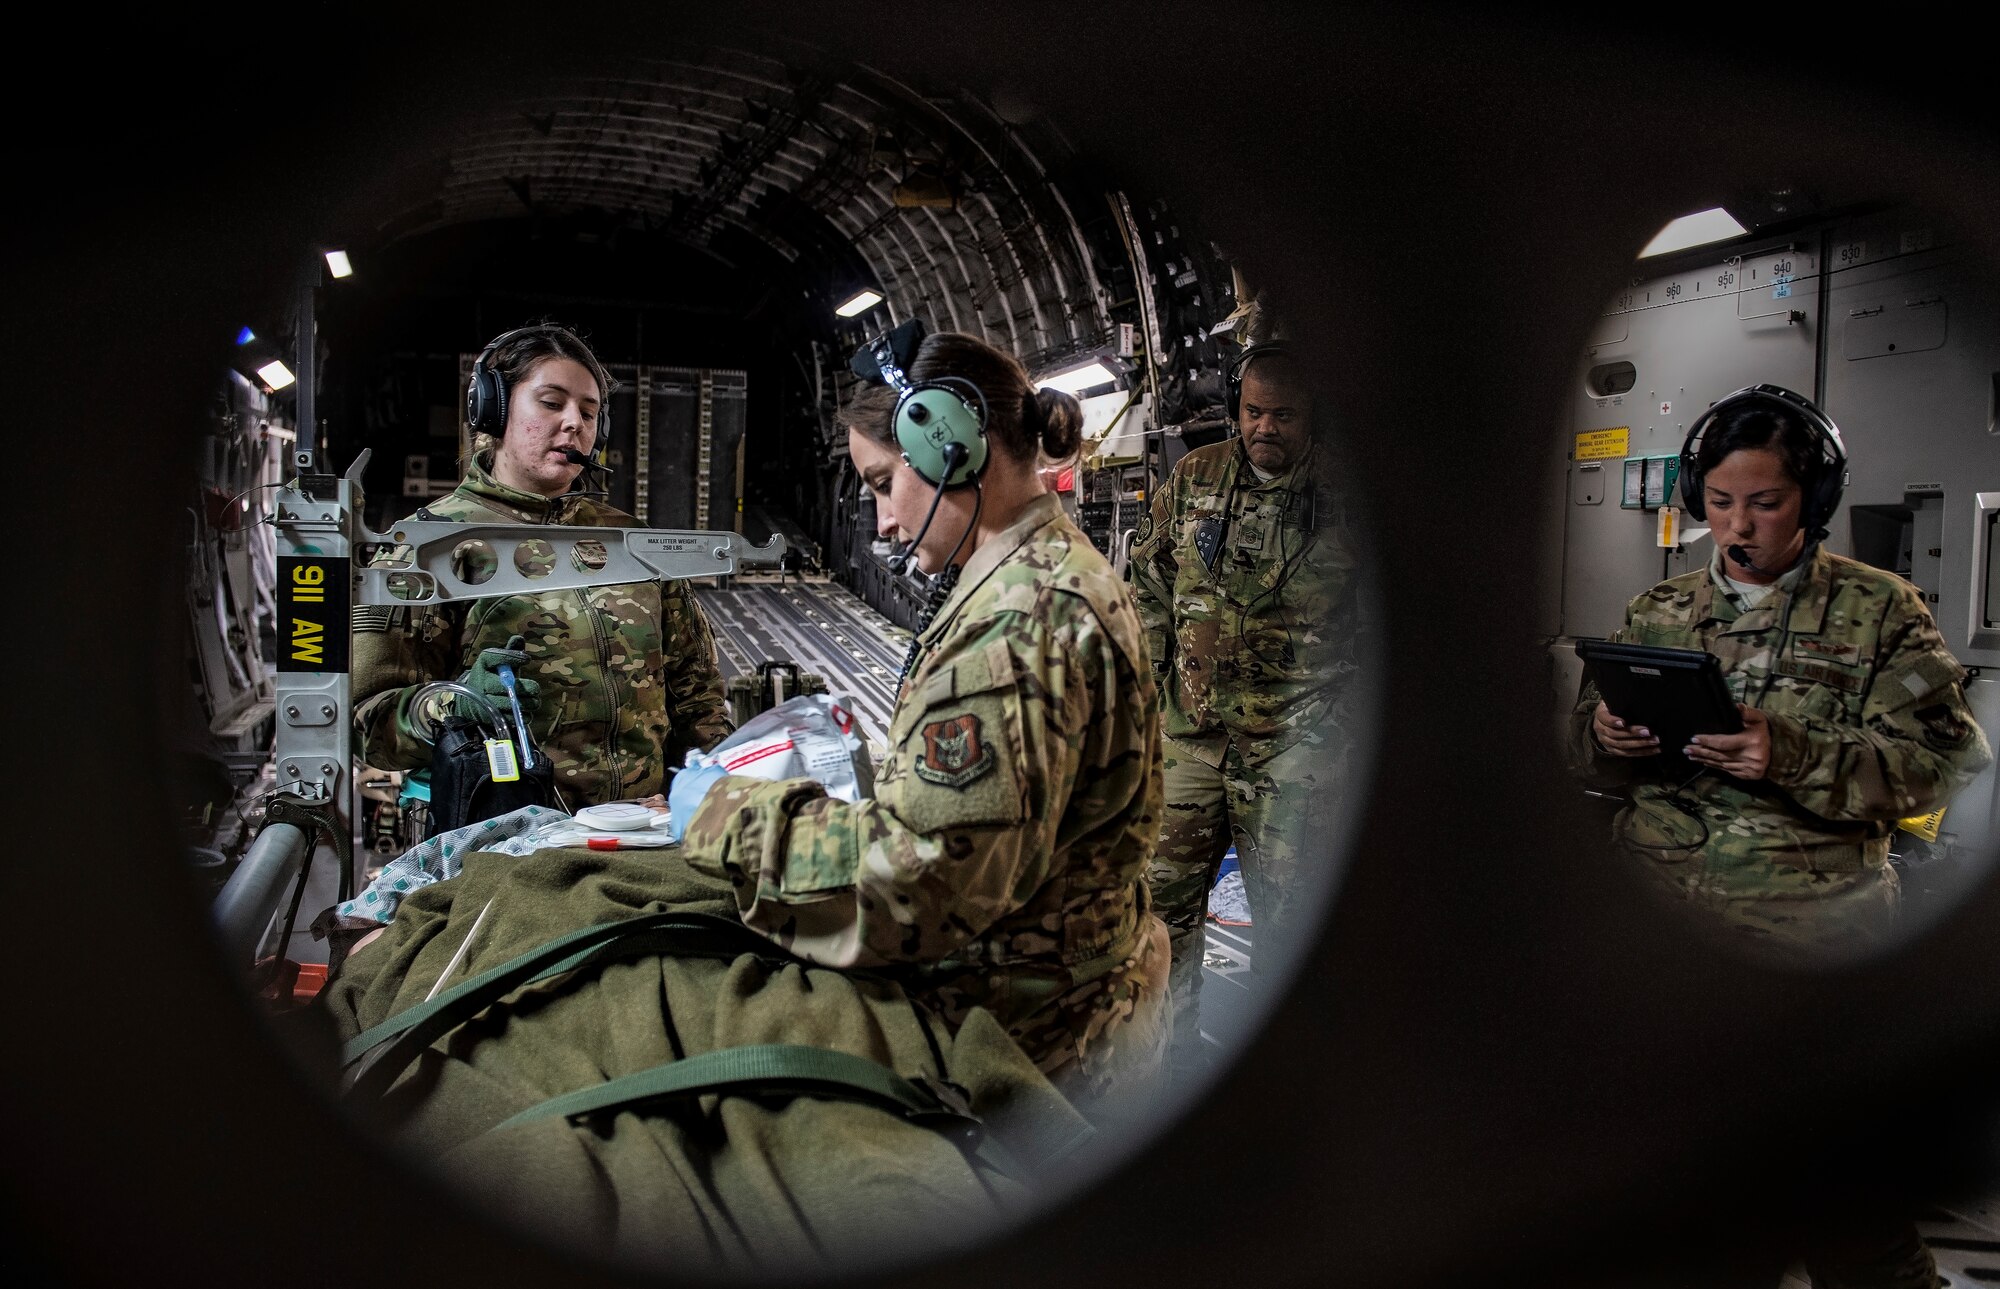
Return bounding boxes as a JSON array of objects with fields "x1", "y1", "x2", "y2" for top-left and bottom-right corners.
[{"x1": 666, "y1": 761, "x2": 727, "y2": 843}]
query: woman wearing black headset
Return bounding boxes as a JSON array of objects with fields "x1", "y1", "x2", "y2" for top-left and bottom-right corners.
[
  {"x1": 670, "y1": 330, "x2": 1171, "y2": 1112},
  {"x1": 1570, "y1": 385, "x2": 1989, "y2": 956},
  {"x1": 352, "y1": 324, "x2": 733, "y2": 811}
]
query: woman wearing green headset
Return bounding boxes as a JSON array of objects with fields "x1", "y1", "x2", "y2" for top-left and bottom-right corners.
[
  {"x1": 671, "y1": 328, "x2": 1171, "y2": 1112},
  {"x1": 1569, "y1": 384, "x2": 1989, "y2": 959}
]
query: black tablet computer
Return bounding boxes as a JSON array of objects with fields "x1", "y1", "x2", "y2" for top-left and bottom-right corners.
[{"x1": 1574, "y1": 639, "x2": 1743, "y2": 753}]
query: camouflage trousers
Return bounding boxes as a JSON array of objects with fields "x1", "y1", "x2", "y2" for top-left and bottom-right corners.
[
  {"x1": 1146, "y1": 733, "x2": 1338, "y2": 1078},
  {"x1": 1748, "y1": 1216, "x2": 1944, "y2": 1289},
  {"x1": 1616, "y1": 793, "x2": 1904, "y2": 959}
]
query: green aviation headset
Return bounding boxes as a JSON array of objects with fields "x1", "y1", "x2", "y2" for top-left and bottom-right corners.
[
  {"x1": 465, "y1": 324, "x2": 615, "y2": 475},
  {"x1": 851, "y1": 318, "x2": 989, "y2": 486},
  {"x1": 850, "y1": 318, "x2": 990, "y2": 679}
]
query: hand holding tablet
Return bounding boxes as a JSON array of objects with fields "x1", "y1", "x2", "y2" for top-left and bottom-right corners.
[{"x1": 1576, "y1": 640, "x2": 1744, "y2": 768}]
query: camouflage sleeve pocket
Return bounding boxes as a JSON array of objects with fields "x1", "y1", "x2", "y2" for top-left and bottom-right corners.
[
  {"x1": 884, "y1": 638, "x2": 1028, "y2": 835},
  {"x1": 1892, "y1": 651, "x2": 1965, "y2": 707}
]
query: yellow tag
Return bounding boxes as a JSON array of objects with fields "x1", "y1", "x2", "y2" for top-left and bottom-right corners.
[
  {"x1": 1656, "y1": 505, "x2": 1680, "y2": 547},
  {"x1": 1574, "y1": 428, "x2": 1630, "y2": 461},
  {"x1": 485, "y1": 739, "x2": 521, "y2": 783},
  {"x1": 1898, "y1": 808, "x2": 1944, "y2": 842}
]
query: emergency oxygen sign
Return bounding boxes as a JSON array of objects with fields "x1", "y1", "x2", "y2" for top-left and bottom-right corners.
[{"x1": 278, "y1": 556, "x2": 351, "y2": 673}]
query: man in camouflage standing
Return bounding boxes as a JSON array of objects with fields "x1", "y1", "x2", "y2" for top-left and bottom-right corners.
[
  {"x1": 353, "y1": 325, "x2": 732, "y2": 810},
  {"x1": 1131, "y1": 344, "x2": 1362, "y2": 1082}
]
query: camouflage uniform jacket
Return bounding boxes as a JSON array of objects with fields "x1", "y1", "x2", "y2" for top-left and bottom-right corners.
[
  {"x1": 1568, "y1": 545, "x2": 1990, "y2": 887},
  {"x1": 681, "y1": 493, "x2": 1165, "y2": 1080},
  {"x1": 1131, "y1": 437, "x2": 1361, "y2": 766},
  {"x1": 352, "y1": 452, "x2": 733, "y2": 808}
]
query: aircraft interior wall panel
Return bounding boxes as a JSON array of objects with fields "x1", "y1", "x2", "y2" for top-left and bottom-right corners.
[
  {"x1": 1545, "y1": 638, "x2": 1587, "y2": 747},
  {"x1": 647, "y1": 379, "x2": 700, "y2": 531},
  {"x1": 705, "y1": 383, "x2": 748, "y2": 535},
  {"x1": 1538, "y1": 402, "x2": 1583, "y2": 731},
  {"x1": 1820, "y1": 240, "x2": 2000, "y2": 670},
  {"x1": 602, "y1": 383, "x2": 641, "y2": 517},
  {"x1": 1560, "y1": 277, "x2": 1815, "y2": 641},
  {"x1": 1531, "y1": 398, "x2": 1573, "y2": 644}
]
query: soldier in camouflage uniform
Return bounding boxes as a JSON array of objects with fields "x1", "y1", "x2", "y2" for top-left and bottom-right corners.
[
  {"x1": 353, "y1": 326, "x2": 732, "y2": 810},
  {"x1": 1570, "y1": 391, "x2": 1989, "y2": 959},
  {"x1": 1130, "y1": 346, "x2": 1362, "y2": 1080},
  {"x1": 678, "y1": 334, "x2": 1170, "y2": 1111}
]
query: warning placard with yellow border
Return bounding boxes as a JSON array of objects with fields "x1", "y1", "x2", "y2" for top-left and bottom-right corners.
[{"x1": 1574, "y1": 428, "x2": 1630, "y2": 461}]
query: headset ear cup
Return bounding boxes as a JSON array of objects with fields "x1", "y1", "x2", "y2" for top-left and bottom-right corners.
[
  {"x1": 589, "y1": 360, "x2": 611, "y2": 465},
  {"x1": 467, "y1": 348, "x2": 506, "y2": 436},
  {"x1": 1818, "y1": 428, "x2": 1846, "y2": 532},
  {"x1": 1680, "y1": 464, "x2": 1705, "y2": 519},
  {"x1": 1679, "y1": 442, "x2": 1705, "y2": 519},
  {"x1": 894, "y1": 382, "x2": 988, "y2": 486},
  {"x1": 1226, "y1": 348, "x2": 1251, "y2": 421},
  {"x1": 1807, "y1": 458, "x2": 1843, "y2": 532}
]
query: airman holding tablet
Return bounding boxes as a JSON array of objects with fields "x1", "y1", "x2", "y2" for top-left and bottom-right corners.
[{"x1": 1568, "y1": 385, "x2": 1990, "y2": 956}]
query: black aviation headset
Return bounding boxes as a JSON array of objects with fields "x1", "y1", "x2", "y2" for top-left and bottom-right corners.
[
  {"x1": 465, "y1": 324, "x2": 616, "y2": 479},
  {"x1": 1225, "y1": 339, "x2": 1291, "y2": 422},
  {"x1": 1677, "y1": 383, "x2": 1848, "y2": 550}
]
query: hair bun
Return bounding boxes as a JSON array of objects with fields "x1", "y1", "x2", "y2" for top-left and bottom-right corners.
[{"x1": 1034, "y1": 387, "x2": 1083, "y2": 461}]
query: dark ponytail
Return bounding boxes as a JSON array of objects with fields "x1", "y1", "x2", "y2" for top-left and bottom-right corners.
[
  {"x1": 1029, "y1": 387, "x2": 1083, "y2": 461},
  {"x1": 906, "y1": 332, "x2": 1087, "y2": 465}
]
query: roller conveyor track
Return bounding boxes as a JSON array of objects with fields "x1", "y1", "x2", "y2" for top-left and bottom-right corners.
[{"x1": 692, "y1": 576, "x2": 912, "y2": 757}]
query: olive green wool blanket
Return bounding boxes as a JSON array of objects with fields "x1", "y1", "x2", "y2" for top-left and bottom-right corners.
[{"x1": 316, "y1": 847, "x2": 1091, "y2": 1273}]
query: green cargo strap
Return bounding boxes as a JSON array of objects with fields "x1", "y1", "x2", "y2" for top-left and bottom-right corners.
[
  {"x1": 498, "y1": 1043, "x2": 947, "y2": 1129},
  {"x1": 491, "y1": 1042, "x2": 1029, "y2": 1182},
  {"x1": 340, "y1": 911, "x2": 785, "y2": 1103}
]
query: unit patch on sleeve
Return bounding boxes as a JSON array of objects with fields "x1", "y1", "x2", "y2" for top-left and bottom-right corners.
[{"x1": 916, "y1": 713, "x2": 995, "y2": 789}]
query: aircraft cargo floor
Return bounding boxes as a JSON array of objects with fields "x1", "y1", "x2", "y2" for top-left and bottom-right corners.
[{"x1": 694, "y1": 574, "x2": 909, "y2": 759}]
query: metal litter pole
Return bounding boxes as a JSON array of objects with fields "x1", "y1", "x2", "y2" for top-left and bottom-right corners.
[{"x1": 210, "y1": 821, "x2": 309, "y2": 965}]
